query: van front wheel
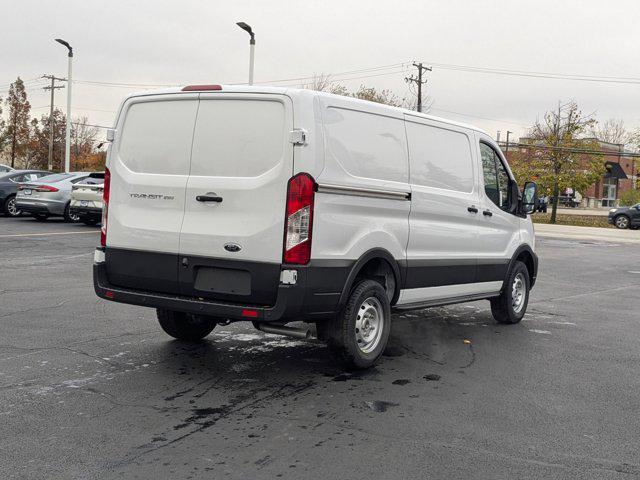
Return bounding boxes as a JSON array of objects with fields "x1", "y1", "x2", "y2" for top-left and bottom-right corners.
[
  {"x1": 327, "y1": 280, "x2": 391, "y2": 369},
  {"x1": 157, "y1": 309, "x2": 217, "y2": 341},
  {"x1": 490, "y1": 261, "x2": 530, "y2": 324}
]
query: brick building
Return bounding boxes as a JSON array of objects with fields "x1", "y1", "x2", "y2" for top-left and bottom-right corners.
[
  {"x1": 504, "y1": 138, "x2": 638, "y2": 208},
  {"x1": 580, "y1": 140, "x2": 637, "y2": 207}
]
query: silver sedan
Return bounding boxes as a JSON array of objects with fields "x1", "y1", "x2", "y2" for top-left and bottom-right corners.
[{"x1": 15, "y1": 172, "x2": 90, "y2": 222}]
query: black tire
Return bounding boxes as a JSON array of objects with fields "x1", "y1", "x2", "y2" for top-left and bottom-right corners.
[
  {"x1": 156, "y1": 309, "x2": 217, "y2": 341},
  {"x1": 614, "y1": 215, "x2": 630, "y2": 229},
  {"x1": 32, "y1": 213, "x2": 49, "y2": 221},
  {"x1": 490, "y1": 260, "x2": 530, "y2": 324},
  {"x1": 326, "y1": 279, "x2": 391, "y2": 369},
  {"x1": 63, "y1": 203, "x2": 80, "y2": 223},
  {"x1": 3, "y1": 195, "x2": 20, "y2": 217}
]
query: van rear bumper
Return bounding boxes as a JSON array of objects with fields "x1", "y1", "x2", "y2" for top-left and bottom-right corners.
[
  {"x1": 94, "y1": 260, "x2": 307, "y2": 322},
  {"x1": 93, "y1": 249, "x2": 349, "y2": 323}
]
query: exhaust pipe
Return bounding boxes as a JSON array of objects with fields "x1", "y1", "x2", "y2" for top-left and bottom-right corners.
[{"x1": 255, "y1": 323, "x2": 313, "y2": 340}]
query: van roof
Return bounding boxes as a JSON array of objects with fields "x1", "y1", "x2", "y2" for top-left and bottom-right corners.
[{"x1": 122, "y1": 85, "x2": 491, "y2": 137}]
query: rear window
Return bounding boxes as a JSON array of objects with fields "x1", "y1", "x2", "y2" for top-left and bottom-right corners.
[
  {"x1": 37, "y1": 173, "x2": 73, "y2": 183},
  {"x1": 78, "y1": 177, "x2": 104, "y2": 185},
  {"x1": 189, "y1": 99, "x2": 286, "y2": 177},
  {"x1": 118, "y1": 99, "x2": 199, "y2": 175}
]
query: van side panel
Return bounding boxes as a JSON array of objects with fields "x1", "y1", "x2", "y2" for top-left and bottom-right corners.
[{"x1": 312, "y1": 98, "x2": 410, "y2": 273}]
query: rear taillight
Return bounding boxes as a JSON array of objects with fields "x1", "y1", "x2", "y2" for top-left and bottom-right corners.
[
  {"x1": 283, "y1": 173, "x2": 315, "y2": 265},
  {"x1": 101, "y1": 168, "x2": 110, "y2": 247},
  {"x1": 35, "y1": 185, "x2": 59, "y2": 192}
]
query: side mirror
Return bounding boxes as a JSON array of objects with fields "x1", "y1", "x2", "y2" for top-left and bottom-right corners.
[
  {"x1": 106, "y1": 128, "x2": 116, "y2": 142},
  {"x1": 522, "y1": 181, "x2": 538, "y2": 214}
]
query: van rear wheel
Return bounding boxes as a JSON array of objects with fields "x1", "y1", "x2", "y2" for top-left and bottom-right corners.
[
  {"x1": 490, "y1": 260, "x2": 530, "y2": 324},
  {"x1": 326, "y1": 279, "x2": 391, "y2": 369},
  {"x1": 157, "y1": 309, "x2": 217, "y2": 341}
]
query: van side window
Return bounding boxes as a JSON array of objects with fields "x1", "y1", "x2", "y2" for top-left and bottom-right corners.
[
  {"x1": 406, "y1": 121, "x2": 474, "y2": 192},
  {"x1": 480, "y1": 143, "x2": 512, "y2": 211},
  {"x1": 324, "y1": 107, "x2": 407, "y2": 183}
]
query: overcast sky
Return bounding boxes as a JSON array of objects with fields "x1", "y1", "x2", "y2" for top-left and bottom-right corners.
[{"x1": 2, "y1": 0, "x2": 639, "y2": 141}]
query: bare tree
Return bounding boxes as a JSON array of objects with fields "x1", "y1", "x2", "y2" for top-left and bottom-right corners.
[
  {"x1": 71, "y1": 117, "x2": 98, "y2": 169},
  {"x1": 589, "y1": 118, "x2": 631, "y2": 146},
  {"x1": 302, "y1": 74, "x2": 410, "y2": 108}
]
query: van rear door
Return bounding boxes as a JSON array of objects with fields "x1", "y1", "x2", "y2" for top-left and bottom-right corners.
[
  {"x1": 178, "y1": 94, "x2": 294, "y2": 306},
  {"x1": 105, "y1": 94, "x2": 198, "y2": 294}
]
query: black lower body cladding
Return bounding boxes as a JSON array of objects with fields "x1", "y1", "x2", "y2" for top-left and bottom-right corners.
[{"x1": 95, "y1": 247, "x2": 537, "y2": 323}]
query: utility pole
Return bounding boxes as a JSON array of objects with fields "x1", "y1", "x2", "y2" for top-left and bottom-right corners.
[
  {"x1": 42, "y1": 75, "x2": 65, "y2": 171},
  {"x1": 55, "y1": 39, "x2": 73, "y2": 173},
  {"x1": 405, "y1": 62, "x2": 432, "y2": 113}
]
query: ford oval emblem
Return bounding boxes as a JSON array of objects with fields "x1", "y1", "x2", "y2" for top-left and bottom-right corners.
[{"x1": 224, "y1": 243, "x2": 242, "y2": 253}]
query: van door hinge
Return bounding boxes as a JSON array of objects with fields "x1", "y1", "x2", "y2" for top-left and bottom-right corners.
[{"x1": 289, "y1": 129, "x2": 307, "y2": 146}]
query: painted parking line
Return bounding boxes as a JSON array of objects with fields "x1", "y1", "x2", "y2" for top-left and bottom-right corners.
[{"x1": 0, "y1": 230, "x2": 99, "y2": 239}]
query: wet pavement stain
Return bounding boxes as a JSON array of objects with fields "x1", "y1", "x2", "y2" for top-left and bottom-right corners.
[
  {"x1": 392, "y1": 379, "x2": 411, "y2": 385},
  {"x1": 365, "y1": 400, "x2": 399, "y2": 412},
  {"x1": 423, "y1": 374, "x2": 441, "y2": 381}
]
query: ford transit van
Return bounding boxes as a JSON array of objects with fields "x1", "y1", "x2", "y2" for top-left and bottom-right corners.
[{"x1": 94, "y1": 85, "x2": 538, "y2": 369}]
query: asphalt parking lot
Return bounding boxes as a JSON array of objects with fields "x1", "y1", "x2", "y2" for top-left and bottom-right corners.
[{"x1": 1, "y1": 217, "x2": 639, "y2": 480}]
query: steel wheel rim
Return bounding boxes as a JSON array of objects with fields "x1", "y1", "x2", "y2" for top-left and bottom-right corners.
[
  {"x1": 69, "y1": 212, "x2": 80, "y2": 222},
  {"x1": 355, "y1": 296, "x2": 384, "y2": 354},
  {"x1": 616, "y1": 216, "x2": 628, "y2": 228},
  {"x1": 7, "y1": 198, "x2": 19, "y2": 216},
  {"x1": 511, "y1": 273, "x2": 526, "y2": 314}
]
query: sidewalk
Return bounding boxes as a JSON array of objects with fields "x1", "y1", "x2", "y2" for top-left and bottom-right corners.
[{"x1": 535, "y1": 223, "x2": 640, "y2": 244}]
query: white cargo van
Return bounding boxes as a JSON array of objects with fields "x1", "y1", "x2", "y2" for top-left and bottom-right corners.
[{"x1": 94, "y1": 84, "x2": 538, "y2": 369}]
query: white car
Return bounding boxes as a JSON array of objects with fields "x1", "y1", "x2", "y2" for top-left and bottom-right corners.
[
  {"x1": 70, "y1": 173, "x2": 105, "y2": 225},
  {"x1": 94, "y1": 85, "x2": 539, "y2": 369}
]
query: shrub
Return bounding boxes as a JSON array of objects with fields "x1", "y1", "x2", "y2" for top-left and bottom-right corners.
[{"x1": 619, "y1": 189, "x2": 640, "y2": 206}]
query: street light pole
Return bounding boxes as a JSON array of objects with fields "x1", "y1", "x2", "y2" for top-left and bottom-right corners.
[
  {"x1": 55, "y1": 38, "x2": 73, "y2": 173},
  {"x1": 236, "y1": 22, "x2": 255, "y2": 85}
]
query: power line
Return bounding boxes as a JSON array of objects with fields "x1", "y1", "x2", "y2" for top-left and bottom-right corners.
[
  {"x1": 425, "y1": 61, "x2": 640, "y2": 85},
  {"x1": 430, "y1": 107, "x2": 531, "y2": 129},
  {"x1": 497, "y1": 141, "x2": 640, "y2": 158}
]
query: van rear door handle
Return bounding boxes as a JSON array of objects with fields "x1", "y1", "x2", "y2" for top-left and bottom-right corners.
[
  {"x1": 196, "y1": 195, "x2": 223, "y2": 203},
  {"x1": 467, "y1": 206, "x2": 478, "y2": 213},
  {"x1": 483, "y1": 209, "x2": 493, "y2": 217}
]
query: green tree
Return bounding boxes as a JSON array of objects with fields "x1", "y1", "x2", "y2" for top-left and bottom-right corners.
[
  {"x1": 512, "y1": 101, "x2": 605, "y2": 223},
  {"x1": 5, "y1": 77, "x2": 32, "y2": 168}
]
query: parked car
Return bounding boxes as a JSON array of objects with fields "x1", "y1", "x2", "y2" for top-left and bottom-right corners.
[
  {"x1": 537, "y1": 195, "x2": 548, "y2": 213},
  {"x1": 0, "y1": 164, "x2": 14, "y2": 173},
  {"x1": 93, "y1": 85, "x2": 538, "y2": 369},
  {"x1": 608, "y1": 204, "x2": 640, "y2": 230},
  {"x1": 15, "y1": 172, "x2": 90, "y2": 222},
  {"x1": 70, "y1": 172, "x2": 105, "y2": 225},
  {"x1": 0, "y1": 170, "x2": 50, "y2": 217}
]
